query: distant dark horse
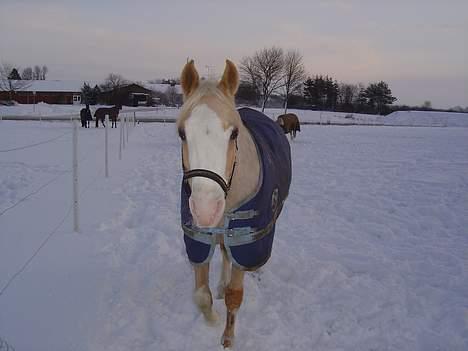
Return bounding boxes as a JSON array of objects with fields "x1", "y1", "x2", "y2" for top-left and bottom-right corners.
[
  {"x1": 277, "y1": 113, "x2": 301, "y2": 139},
  {"x1": 94, "y1": 105, "x2": 121, "y2": 128},
  {"x1": 80, "y1": 105, "x2": 92, "y2": 128}
]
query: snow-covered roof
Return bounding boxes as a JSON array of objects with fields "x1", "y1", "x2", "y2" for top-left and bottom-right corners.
[
  {"x1": 8, "y1": 80, "x2": 183, "y2": 94},
  {"x1": 10, "y1": 80, "x2": 99, "y2": 93},
  {"x1": 143, "y1": 83, "x2": 182, "y2": 94}
]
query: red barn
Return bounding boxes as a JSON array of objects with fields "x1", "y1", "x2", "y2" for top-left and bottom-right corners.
[{"x1": 0, "y1": 80, "x2": 86, "y2": 104}]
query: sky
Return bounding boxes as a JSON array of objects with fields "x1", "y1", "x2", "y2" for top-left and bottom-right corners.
[{"x1": 1, "y1": 0, "x2": 467, "y2": 109}]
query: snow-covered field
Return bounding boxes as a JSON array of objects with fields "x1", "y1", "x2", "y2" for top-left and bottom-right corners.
[
  {"x1": 0, "y1": 120, "x2": 467, "y2": 351},
  {"x1": 2, "y1": 102, "x2": 468, "y2": 127}
]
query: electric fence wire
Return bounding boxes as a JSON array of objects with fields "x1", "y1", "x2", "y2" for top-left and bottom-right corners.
[
  {"x1": 0, "y1": 164, "x2": 102, "y2": 298},
  {"x1": 0, "y1": 120, "x2": 131, "y2": 298},
  {"x1": 0, "y1": 171, "x2": 71, "y2": 218},
  {"x1": 0, "y1": 198, "x2": 73, "y2": 297},
  {"x1": 0, "y1": 130, "x2": 112, "y2": 298},
  {"x1": 0, "y1": 130, "x2": 72, "y2": 153},
  {"x1": 0, "y1": 128, "x2": 104, "y2": 219}
]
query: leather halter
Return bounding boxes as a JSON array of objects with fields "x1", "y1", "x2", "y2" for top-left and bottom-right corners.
[{"x1": 182, "y1": 139, "x2": 238, "y2": 198}]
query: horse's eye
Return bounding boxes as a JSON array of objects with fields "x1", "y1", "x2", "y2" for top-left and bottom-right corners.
[
  {"x1": 178, "y1": 128, "x2": 186, "y2": 141},
  {"x1": 230, "y1": 128, "x2": 239, "y2": 140}
]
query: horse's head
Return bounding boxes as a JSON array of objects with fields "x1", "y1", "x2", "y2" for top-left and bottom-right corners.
[
  {"x1": 177, "y1": 60, "x2": 240, "y2": 227},
  {"x1": 276, "y1": 116, "x2": 287, "y2": 133}
]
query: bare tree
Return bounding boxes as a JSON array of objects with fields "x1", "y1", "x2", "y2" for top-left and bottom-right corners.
[
  {"x1": 0, "y1": 62, "x2": 31, "y2": 100},
  {"x1": 165, "y1": 85, "x2": 179, "y2": 106},
  {"x1": 338, "y1": 83, "x2": 359, "y2": 106},
  {"x1": 33, "y1": 65, "x2": 41, "y2": 80},
  {"x1": 239, "y1": 56, "x2": 261, "y2": 104},
  {"x1": 41, "y1": 65, "x2": 48, "y2": 80},
  {"x1": 21, "y1": 67, "x2": 33, "y2": 80},
  {"x1": 254, "y1": 47, "x2": 284, "y2": 112},
  {"x1": 281, "y1": 50, "x2": 306, "y2": 114},
  {"x1": 240, "y1": 47, "x2": 284, "y2": 112},
  {"x1": 100, "y1": 73, "x2": 129, "y2": 91}
]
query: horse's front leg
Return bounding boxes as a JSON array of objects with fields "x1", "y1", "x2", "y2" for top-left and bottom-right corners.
[
  {"x1": 222, "y1": 267, "x2": 244, "y2": 348},
  {"x1": 216, "y1": 244, "x2": 231, "y2": 299},
  {"x1": 194, "y1": 264, "x2": 219, "y2": 324}
]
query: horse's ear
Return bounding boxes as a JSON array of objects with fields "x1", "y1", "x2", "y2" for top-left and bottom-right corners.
[
  {"x1": 218, "y1": 59, "x2": 239, "y2": 98},
  {"x1": 181, "y1": 60, "x2": 199, "y2": 98}
]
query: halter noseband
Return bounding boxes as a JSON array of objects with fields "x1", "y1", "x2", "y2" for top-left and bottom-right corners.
[{"x1": 182, "y1": 140, "x2": 238, "y2": 198}]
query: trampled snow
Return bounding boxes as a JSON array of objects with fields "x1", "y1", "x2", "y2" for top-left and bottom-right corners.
[{"x1": 0, "y1": 120, "x2": 467, "y2": 350}]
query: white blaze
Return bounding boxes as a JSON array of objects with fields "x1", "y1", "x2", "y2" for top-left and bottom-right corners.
[{"x1": 185, "y1": 104, "x2": 233, "y2": 226}]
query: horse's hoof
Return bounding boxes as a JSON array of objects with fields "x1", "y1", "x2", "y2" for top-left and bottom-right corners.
[{"x1": 221, "y1": 334, "x2": 234, "y2": 349}]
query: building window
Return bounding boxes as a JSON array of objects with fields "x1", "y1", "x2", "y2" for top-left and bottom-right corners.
[{"x1": 72, "y1": 94, "x2": 81, "y2": 105}]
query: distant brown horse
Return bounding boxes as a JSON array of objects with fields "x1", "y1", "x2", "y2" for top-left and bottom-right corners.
[
  {"x1": 277, "y1": 113, "x2": 300, "y2": 139},
  {"x1": 94, "y1": 105, "x2": 121, "y2": 128}
]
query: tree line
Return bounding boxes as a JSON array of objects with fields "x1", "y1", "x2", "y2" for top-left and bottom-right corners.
[
  {"x1": 238, "y1": 46, "x2": 397, "y2": 115},
  {"x1": 0, "y1": 62, "x2": 49, "y2": 100},
  {"x1": 2, "y1": 64, "x2": 49, "y2": 80}
]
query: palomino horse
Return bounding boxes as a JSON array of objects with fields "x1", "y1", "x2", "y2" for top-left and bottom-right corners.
[
  {"x1": 177, "y1": 60, "x2": 291, "y2": 348},
  {"x1": 94, "y1": 105, "x2": 121, "y2": 128},
  {"x1": 277, "y1": 113, "x2": 301, "y2": 140}
]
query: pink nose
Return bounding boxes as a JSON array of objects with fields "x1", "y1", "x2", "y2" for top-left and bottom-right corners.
[{"x1": 189, "y1": 197, "x2": 225, "y2": 227}]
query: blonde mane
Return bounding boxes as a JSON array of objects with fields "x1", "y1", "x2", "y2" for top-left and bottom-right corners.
[{"x1": 177, "y1": 80, "x2": 239, "y2": 129}]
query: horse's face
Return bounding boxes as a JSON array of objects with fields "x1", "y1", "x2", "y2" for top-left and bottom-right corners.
[
  {"x1": 181, "y1": 104, "x2": 239, "y2": 227},
  {"x1": 277, "y1": 117, "x2": 287, "y2": 133},
  {"x1": 178, "y1": 60, "x2": 240, "y2": 228}
]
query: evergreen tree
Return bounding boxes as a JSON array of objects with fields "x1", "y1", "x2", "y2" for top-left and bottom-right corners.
[
  {"x1": 303, "y1": 75, "x2": 339, "y2": 110},
  {"x1": 303, "y1": 77, "x2": 315, "y2": 107},
  {"x1": 81, "y1": 82, "x2": 101, "y2": 105},
  {"x1": 355, "y1": 87, "x2": 368, "y2": 112},
  {"x1": 8, "y1": 68, "x2": 21, "y2": 80},
  {"x1": 304, "y1": 76, "x2": 324, "y2": 108},
  {"x1": 364, "y1": 81, "x2": 397, "y2": 114},
  {"x1": 324, "y1": 77, "x2": 339, "y2": 110},
  {"x1": 92, "y1": 85, "x2": 101, "y2": 105}
]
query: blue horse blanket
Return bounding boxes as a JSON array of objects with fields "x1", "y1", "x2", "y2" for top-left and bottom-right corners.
[{"x1": 181, "y1": 107, "x2": 292, "y2": 270}]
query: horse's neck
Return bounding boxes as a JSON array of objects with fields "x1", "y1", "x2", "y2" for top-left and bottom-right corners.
[{"x1": 225, "y1": 123, "x2": 260, "y2": 211}]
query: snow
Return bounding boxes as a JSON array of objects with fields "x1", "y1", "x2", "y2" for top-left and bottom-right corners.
[
  {"x1": 383, "y1": 110, "x2": 468, "y2": 127},
  {"x1": 2, "y1": 103, "x2": 467, "y2": 127},
  {"x1": 4, "y1": 80, "x2": 181, "y2": 95},
  {"x1": 143, "y1": 83, "x2": 183, "y2": 95},
  {"x1": 5, "y1": 80, "x2": 97, "y2": 93},
  {"x1": 3, "y1": 80, "x2": 182, "y2": 94},
  {"x1": 0, "y1": 120, "x2": 468, "y2": 351}
]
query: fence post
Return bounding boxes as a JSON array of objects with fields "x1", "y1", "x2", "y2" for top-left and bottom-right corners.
[
  {"x1": 105, "y1": 115, "x2": 109, "y2": 178},
  {"x1": 125, "y1": 115, "x2": 129, "y2": 144},
  {"x1": 122, "y1": 115, "x2": 126, "y2": 150},
  {"x1": 119, "y1": 115, "x2": 123, "y2": 160},
  {"x1": 73, "y1": 118, "x2": 79, "y2": 232},
  {"x1": 133, "y1": 111, "x2": 136, "y2": 126}
]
